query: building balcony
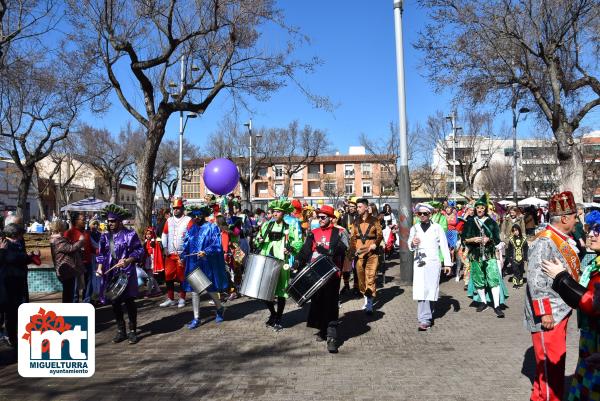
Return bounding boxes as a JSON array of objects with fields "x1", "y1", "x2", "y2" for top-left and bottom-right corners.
[
  {"x1": 361, "y1": 171, "x2": 371, "y2": 178},
  {"x1": 307, "y1": 173, "x2": 320, "y2": 180}
]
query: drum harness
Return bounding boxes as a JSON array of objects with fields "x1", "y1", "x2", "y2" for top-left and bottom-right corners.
[
  {"x1": 259, "y1": 220, "x2": 292, "y2": 258},
  {"x1": 355, "y1": 218, "x2": 377, "y2": 258}
]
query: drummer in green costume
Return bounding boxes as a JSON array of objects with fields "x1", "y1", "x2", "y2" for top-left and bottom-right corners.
[
  {"x1": 254, "y1": 198, "x2": 303, "y2": 331},
  {"x1": 462, "y1": 194, "x2": 507, "y2": 318}
]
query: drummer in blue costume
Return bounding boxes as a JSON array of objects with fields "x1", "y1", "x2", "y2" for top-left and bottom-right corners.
[
  {"x1": 182, "y1": 205, "x2": 229, "y2": 329},
  {"x1": 254, "y1": 198, "x2": 303, "y2": 331},
  {"x1": 95, "y1": 204, "x2": 143, "y2": 344}
]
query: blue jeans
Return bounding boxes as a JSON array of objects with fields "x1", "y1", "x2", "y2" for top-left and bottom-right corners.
[{"x1": 73, "y1": 262, "x2": 94, "y2": 303}]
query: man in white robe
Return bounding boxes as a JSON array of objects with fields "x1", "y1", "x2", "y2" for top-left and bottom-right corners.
[{"x1": 408, "y1": 203, "x2": 452, "y2": 331}]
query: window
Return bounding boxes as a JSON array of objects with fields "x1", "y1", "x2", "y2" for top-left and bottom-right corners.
[
  {"x1": 257, "y1": 183, "x2": 268, "y2": 195},
  {"x1": 362, "y1": 181, "x2": 372, "y2": 196},
  {"x1": 480, "y1": 148, "x2": 490, "y2": 159},
  {"x1": 345, "y1": 182, "x2": 354, "y2": 195},
  {"x1": 310, "y1": 182, "x2": 321, "y2": 194},
  {"x1": 257, "y1": 167, "x2": 267, "y2": 177},
  {"x1": 293, "y1": 183, "x2": 303, "y2": 197},
  {"x1": 292, "y1": 166, "x2": 303, "y2": 179},
  {"x1": 361, "y1": 163, "x2": 371, "y2": 177},
  {"x1": 308, "y1": 164, "x2": 320, "y2": 174},
  {"x1": 344, "y1": 164, "x2": 354, "y2": 177},
  {"x1": 274, "y1": 165, "x2": 284, "y2": 179},
  {"x1": 323, "y1": 182, "x2": 336, "y2": 194},
  {"x1": 323, "y1": 164, "x2": 336, "y2": 174},
  {"x1": 274, "y1": 183, "x2": 284, "y2": 196}
]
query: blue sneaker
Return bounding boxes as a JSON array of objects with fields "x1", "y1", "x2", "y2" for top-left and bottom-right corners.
[
  {"x1": 187, "y1": 318, "x2": 201, "y2": 329},
  {"x1": 215, "y1": 307, "x2": 225, "y2": 323}
]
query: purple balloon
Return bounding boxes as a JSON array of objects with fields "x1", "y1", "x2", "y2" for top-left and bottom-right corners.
[{"x1": 203, "y1": 158, "x2": 240, "y2": 195}]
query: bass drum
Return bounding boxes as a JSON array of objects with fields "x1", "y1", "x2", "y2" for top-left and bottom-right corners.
[
  {"x1": 287, "y1": 255, "x2": 339, "y2": 306},
  {"x1": 105, "y1": 270, "x2": 129, "y2": 302},
  {"x1": 240, "y1": 254, "x2": 283, "y2": 301}
]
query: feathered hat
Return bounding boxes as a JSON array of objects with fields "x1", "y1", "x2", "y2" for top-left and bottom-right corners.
[
  {"x1": 185, "y1": 204, "x2": 212, "y2": 217},
  {"x1": 101, "y1": 204, "x2": 132, "y2": 221},
  {"x1": 268, "y1": 198, "x2": 294, "y2": 213}
]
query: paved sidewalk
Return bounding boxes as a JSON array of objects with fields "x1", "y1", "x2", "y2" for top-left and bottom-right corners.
[{"x1": 0, "y1": 259, "x2": 579, "y2": 400}]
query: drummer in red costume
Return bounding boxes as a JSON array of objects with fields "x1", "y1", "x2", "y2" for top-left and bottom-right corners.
[
  {"x1": 160, "y1": 198, "x2": 193, "y2": 308},
  {"x1": 297, "y1": 205, "x2": 347, "y2": 353}
]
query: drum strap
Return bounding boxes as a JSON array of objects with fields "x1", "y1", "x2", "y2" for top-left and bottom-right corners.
[
  {"x1": 357, "y1": 220, "x2": 375, "y2": 243},
  {"x1": 109, "y1": 234, "x2": 117, "y2": 263}
]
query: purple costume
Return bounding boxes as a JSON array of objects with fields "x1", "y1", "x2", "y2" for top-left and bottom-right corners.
[{"x1": 97, "y1": 228, "x2": 143, "y2": 299}]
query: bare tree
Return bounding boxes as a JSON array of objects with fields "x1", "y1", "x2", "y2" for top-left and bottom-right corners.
[
  {"x1": 580, "y1": 135, "x2": 600, "y2": 202},
  {"x1": 68, "y1": 0, "x2": 327, "y2": 232},
  {"x1": 424, "y1": 110, "x2": 508, "y2": 197},
  {"x1": 205, "y1": 115, "x2": 278, "y2": 203},
  {"x1": 271, "y1": 121, "x2": 330, "y2": 197},
  {"x1": 411, "y1": 162, "x2": 447, "y2": 200},
  {"x1": 153, "y1": 137, "x2": 201, "y2": 203},
  {"x1": 359, "y1": 122, "x2": 419, "y2": 196},
  {"x1": 79, "y1": 123, "x2": 140, "y2": 203},
  {"x1": 320, "y1": 173, "x2": 345, "y2": 207},
  {"x1": 416, "y1": 0, "x2": 600, "y2": 201},
  {"x1": 479, "y1": 161, "x2": 513, "y2": 200}
]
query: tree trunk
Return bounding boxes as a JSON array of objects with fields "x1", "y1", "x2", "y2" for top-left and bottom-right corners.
[
  {"x1": 134, "y1": 122, "x2": 164, "y2": 234},
  {"x1": 557, "y1": 152, "x2": 584, "y2": 202},
  {"x1": 555, "y1": 126, "x2": 584, "y2": 202},
  {"x1": 16, "y1": 169, "x2": 34, "y2": 220}
]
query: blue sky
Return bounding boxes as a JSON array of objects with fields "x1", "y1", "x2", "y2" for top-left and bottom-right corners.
[{"x1": 82, "y1": 0, "x2": 600, "y2": 159}]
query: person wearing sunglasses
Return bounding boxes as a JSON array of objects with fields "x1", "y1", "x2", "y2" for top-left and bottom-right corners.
[
  {"x1": 539, "y1": 210, "x2": 600, "y2": 400},
  {"x1": 408, "y1": 203, "x2": 452, "y2": 331},
  {"x1": 524, "y1": 191, "x2": 580, "y2": 401},
  {"x1": 296, "y1": 205, "x2": 347, "y2": 353}
]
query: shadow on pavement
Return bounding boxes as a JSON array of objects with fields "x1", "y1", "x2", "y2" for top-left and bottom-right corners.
[
  {"x1": 374, "y1": 285, "x2": 404, "y2": 310},
  {"x1": 432, "y1": 295, "x2": 461, "y2": 321},
  {"x1": 338, "y1": 309, "x2": 385, "y2": 349},
  {"x1": 521, "y1": 346, "x2": 535, "y2": 384}
]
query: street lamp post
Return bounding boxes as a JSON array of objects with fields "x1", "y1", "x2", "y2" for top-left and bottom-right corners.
[
  {"x1": 244, "y1": 120, "x2": 261, "y2": 209},
  {"x1": 170, "y1": 55, "x2": 199, "y2": 198},
  {"x1": 511, "y1": 87, "x2": 530, "y2": 205},
  {"x1": 393, "y1": 0, "x2": 414, "y2": 284},
  {"x1": 445, "y1": 112, "x2": 461, "y2": 203}
]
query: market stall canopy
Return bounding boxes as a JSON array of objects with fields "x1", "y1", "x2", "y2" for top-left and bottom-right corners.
[
  {"x1": 498, "y1": 200, "x2": 516, "y2": 207},
  {"x1": 517, "y1": 197, "x2": 548, "y2": 207},
  {"x1": 60, "y1": 197, "x2": 110, "y2": 212}
]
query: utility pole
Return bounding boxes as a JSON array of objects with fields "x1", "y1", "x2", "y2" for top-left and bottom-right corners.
[{"x1": 393, "y1": 0, "x2": 413, "y2": 284}]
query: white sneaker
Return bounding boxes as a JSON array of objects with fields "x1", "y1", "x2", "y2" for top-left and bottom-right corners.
[
  {"x1": 159, "y1": 299, "x2": 177, "y2": 307},
  {"x1": 178, "y1": 298, "x2": 186, "y2": 308}
]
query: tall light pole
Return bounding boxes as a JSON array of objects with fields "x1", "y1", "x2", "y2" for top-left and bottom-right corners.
[
  {"x1": 511, "y1": 85, "x2": 530, "y2": 205},
  {"x1": 393, "y1": 0, "x2": 413, "y2": 284},
  {"x1": 445, "y1": 112, "x2": 461, "y2": 203},
  {"x1": 244, "y1": 120, "x2": 261, "y2": 209},
  {"x1": 170, "y1": 55, "x2": 199, "y2": 198}
]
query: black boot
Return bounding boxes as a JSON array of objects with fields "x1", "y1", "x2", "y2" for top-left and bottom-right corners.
[
  {"x1": 128, "y1": 320, "x2": 138, "y2": 344},
  {"x1": 128, "y1": 330, "x2": 138, "y2": 344},
  {"x1": 326, "y1": 324, "x2": 338, "y2": 353},
  {"x1": 112, "y1": 320, "x2": 126, "y2": 343}
]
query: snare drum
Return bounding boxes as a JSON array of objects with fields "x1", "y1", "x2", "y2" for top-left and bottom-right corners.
[
  {"x1": 240, "y1": 254, "x2": 283, "y2": 301},
  {"x1": 287, "y1": 255, "x2": 339, "y2": 306},
  {"x1": 105, "y1": 270, "x2": 129, "y2": 302}
]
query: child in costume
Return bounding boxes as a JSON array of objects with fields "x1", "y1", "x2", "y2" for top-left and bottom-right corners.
[
  {"x1": 505, "y1": 224, "x2": 528, "y2": 288},
  {"x1": 142, "y1": 227, "x2": 164, "y2": 297}
]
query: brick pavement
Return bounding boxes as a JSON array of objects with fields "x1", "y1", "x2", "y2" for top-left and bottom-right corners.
[{"x1": 0, "y1": 259, "x2": 580, "y2": 401}]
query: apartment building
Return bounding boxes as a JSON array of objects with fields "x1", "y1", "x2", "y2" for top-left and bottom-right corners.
[
  {"x1": 431, "y1": 131, "x2": 600, "y2": 200},
  {"x1": 183, "y1": 147, "x2": 396, "y2": 206}
]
